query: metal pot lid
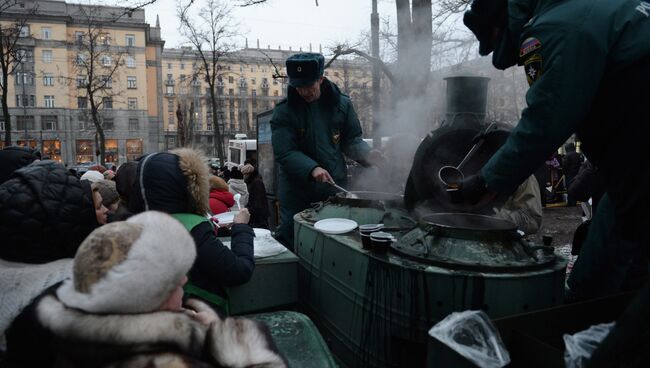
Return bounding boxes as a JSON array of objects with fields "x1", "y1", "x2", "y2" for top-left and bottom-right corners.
[{"x1": 391, "y1": 213, "x2": 556, "y2": 272}]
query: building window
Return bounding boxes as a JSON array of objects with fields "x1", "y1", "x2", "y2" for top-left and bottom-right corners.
[
  {"x1": 168, "y1": 99, "x2": 174, "y2": 112},
  {"x1": 41, "y1": 27, "x2": 52, "y2": 40},
  {"x1": 126, "y1": 55, "x2": 136, "y2": 68},
  {"x1": 76, "y1": 75, "x2": 87, "y2": 88},
  {"x1": 76, "y1": 53, "x2": 87, "y2": 65},
  {"x1": 166, "y1": 85, "x2": 174, "y2": 95},
  {"x1": 15, "y1": 72, "x2": 34, "y2": 86},
  {"x1": 42, "y1": 73, "x2": 54, "y2": 86},
  {"x1": 44, "y1": 95, "x2": 55, "y2": 108},
  {"x1": 228, "y1": 76, "x2": 234, "y2": 84},
  {"x1": 273, "y1": 90, "x2": 279, "y2": 96},
  {"x1": 128, "y1": 118, "x2": 139, "y2": 131},
  {"x1": 167, "y1": 63, "x2": 172, "y2": 69},
  {"x1": 42, "y1": 139, "x2": 61, "y2": 162},
  {"x1": 0, "y1": 121, "x2": 4, "y2": 131},
  {"x1": 101, "y1": 75, "x2": 112, "y2": 88},
  {"x1": 16, "y1": 94, "x2": 35, "y2": 107},
  {"x1": 75, "y1": 31, "x2": 84, "y2": 45},
  {"x1": 42, "y1": 116, "x2": 57, "y2": 130},
  {"x1": 77, "y1": 96, "x2": 87, "y2": 109},
  {"x1": 126, "y1": 139, "x2": 143, "y2": 161},
  {"x1": 99, "y1": 34, "x2": 110, "y2": 46},
  {"x1": 180, "y1": 63, "x2": 185, "y2": 70},
  {"x1": 127, "y1": 76, "x2": 137, "y2": 89},
  {"x1": 16, "y1": 116, "x2": 35, "y2": 131},
  {"x1": 251, "y1": 78, "x2": 256, "y2": 85},
  {"x1": 41, "y1": 49, "x2": 52, "y2": 63},
  {"x1": 128, "y1": 97, "x2": 138, "y2": 109},
  {"x1": 251, "y1": 89, "x2": 256, "y2": 97},
  {"x1": 167, "y1": 136, "x2": 176, "y2": 149},
  {"x1": 101, "y1": 55, "x2": 111, "y2": 66},
  {"x1": 228, "y1": 88, "x2": 233, "y2": 95},
  {"x1": 179, "y1": 74, "x2": 186, "y2": 83},
  {"x1": 18, "y1": 25, "x2": 29, "y2": 37},
  {"x1": 103, "y1": 119, "x2": 114, "y2": 130},
  {"x1": 75, "y1": 139, "x2": 94, "y2": 163},
  {"x1": 102, "y1": 97, "x2": 113, "y2": 109},
  {"x1": 168, "y1": 112, "x2": 175, "y2": 125},
  {"x1": 125, "y1": 34, "x2": 135, "y2": 47},
  {"x1": 105, "y1": 139, "x2": 118, "y2": 163}
]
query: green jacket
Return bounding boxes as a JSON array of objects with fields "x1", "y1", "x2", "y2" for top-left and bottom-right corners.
[
  {"x1": 271, "y1": 78, "x2": 370, "y2": 210},
  {"x1": 482, "y1": 0, "x2": 650, "y2": 196}
]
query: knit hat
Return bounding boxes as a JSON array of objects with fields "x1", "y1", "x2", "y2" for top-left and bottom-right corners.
[
  {"x1": 93, "y1": 179, "x2": 119, "y2": 207},
  {"x1": 56, "y1": 211, "x2": 196, "y2": 314},
  {"x1": 80, "y1": 170, "x2": 104, "y2": 183},
  {"x1": 240, "y1": 164, "x2": 254, "y2": 176}
]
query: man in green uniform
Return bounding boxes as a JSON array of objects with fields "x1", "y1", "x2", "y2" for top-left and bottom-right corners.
[
  {"x1": 457, "y1": 0, "x2": 650, "y2": 300},
  {"x1": 271, "y1": 53, "x2": 383, "y2": 250}
]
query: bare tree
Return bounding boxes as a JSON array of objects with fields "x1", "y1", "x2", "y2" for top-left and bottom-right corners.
[
  {"x1": 177, "y1": 0, "x2": 238, "y2": 163},
  {"x1": 0, "y1": 0, "x2": 35, "y2": 146}
]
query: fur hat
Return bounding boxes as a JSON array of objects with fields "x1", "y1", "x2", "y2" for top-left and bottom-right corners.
[
  {"x1": 209, "y1": 175, "x2": 229, "y2": 191},
  {"x1": 56, "y1": 211, "x2": 196, "y2": 314},
  {"x1": 240, "y1": 164, "x2": 254, "y2": 176},
  {"x1": 80, "y1": 170, "x2": 104, "y2": 183},
  {"x1": 93, "y1": 179, "x2": 119, "y2": 207},
  {"x1": 171, "y1": 148, "x2": 210, "y2": 215}
]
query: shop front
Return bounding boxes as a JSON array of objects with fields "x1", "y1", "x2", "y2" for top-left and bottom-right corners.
[
  {"x1": 75, "y1": 139, "x2": 94, "y2": 163},
  {"x1": 42, "y1": 140, "x2": 62, "y2": 162},
  {"x1": 126, "y1": 138, "x2": 143, "y2": 161}
]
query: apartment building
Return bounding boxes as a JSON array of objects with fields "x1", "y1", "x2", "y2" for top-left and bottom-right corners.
[{"x1": 0, "y1": 0, "x2": 164, "y2": 165}]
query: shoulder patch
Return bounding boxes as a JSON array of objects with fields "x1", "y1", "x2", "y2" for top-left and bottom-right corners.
[
  {"x1": 520, "y1": 37, "x2": 541, "y2": 58},
  {"x1": 524, "y1": 54, "x2": 543, "y2": 85}
]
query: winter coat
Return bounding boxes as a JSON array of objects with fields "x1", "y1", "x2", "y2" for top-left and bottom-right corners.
[
  {"x1": 4, "y1": 285, "x2": 286, "y2": 368},
  {"x1": 129, "y1": 149, "x2": 254, "y2": 306},
  {"x1": 0, "y1": 161, "x2": 98, "y2": 264},
  {"x1": 0, "y1": 146, "x2": 39, "y2": 184},
  {"x1": 562, "y1": 150, "x2": 583, "y2": 185},
  {"x1": 271, "y1": 77, "x2": 370, "y2": 212},
  {"x1": 245, "y1": 171, "x2": 270, "y2": 229},
  {"x1": 568, "y1": 160, "x2": 605, "y2": 212},
  {"x1": 209, "y1": 189, "x2": 235, "y2": 215},
  {"x1": 227, "y1": 178, "x2": 249, "y2": 210},
  {"x1": 480, "y1": 0, "x2": 650, "y2": 222}
]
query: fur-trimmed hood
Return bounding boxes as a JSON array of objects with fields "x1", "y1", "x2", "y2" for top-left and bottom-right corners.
[
  {"x1": 6, "y1": 292, "x2": 287, "y2": 368},
  {"x1": 129, "y1": 148, "x2": 210, "y2": 216}
]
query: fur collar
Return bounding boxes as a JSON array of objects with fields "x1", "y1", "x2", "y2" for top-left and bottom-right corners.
[
  {"x1": 287, "y1": 78, "x2": 341, "y2": 108},
  {"x1": 37, "y1": 295, "x2": 207, "y2": 354}
]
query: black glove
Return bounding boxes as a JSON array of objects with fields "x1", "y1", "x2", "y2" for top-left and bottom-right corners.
[{"x1": 450, "y1": 174, "x2": 489, "y2": 205}]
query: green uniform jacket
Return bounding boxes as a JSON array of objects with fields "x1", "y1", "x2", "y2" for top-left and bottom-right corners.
[
  {"x1": 483, "y1": 0, "x2": 650, "y2": 209},
  {"x1": 271, "y1": 78, "x2": 370, "y2": 211}
]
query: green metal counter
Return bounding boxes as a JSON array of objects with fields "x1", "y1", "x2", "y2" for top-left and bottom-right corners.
[{"x1": 226, "y1": 239, "x2": 299, "y2": 315}]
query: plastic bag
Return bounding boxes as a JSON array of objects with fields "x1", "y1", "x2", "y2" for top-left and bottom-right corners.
[
  {"x1": 563, "y1": 322, "x2": 615, "y2": 368},
  {"x1": 429, "y1": 310, "x2": 510, "y2": 368}
]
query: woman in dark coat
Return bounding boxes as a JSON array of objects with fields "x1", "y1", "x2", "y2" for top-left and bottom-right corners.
[
  {"x1": 128, "y1": 148, "x2": 254, "y2": 314},
  {"x1": 241, "y1": 164, "x2": 270, "y2": 229}
]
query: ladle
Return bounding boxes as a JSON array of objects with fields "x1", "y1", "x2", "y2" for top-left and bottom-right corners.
[
  {"x1": 438, "y1": 123, "x2": 496, "y2": 189},
  {"x1": 329, "y1": 182, "x2": 358, "y2": 199}
]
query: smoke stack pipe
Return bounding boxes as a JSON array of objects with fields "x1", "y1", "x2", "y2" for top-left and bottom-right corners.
[{"x1": 443, "y1": 76, "x2": 490, "y2": 130}]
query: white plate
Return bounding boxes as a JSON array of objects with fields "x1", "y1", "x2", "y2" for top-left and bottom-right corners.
[
  {"x1": 314, "y1": 218, "x2": 358, "y2": 235},
  {"x1": 253, "y1": 228, "x2": 272, "y2": 237},
  {"x1": 212, "y1": 211, "x2": 236, "y2": 225}
]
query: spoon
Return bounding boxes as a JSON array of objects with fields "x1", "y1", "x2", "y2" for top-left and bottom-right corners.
[{"x1": 234, "y1": 193, "x2": 242, "y2": 210}]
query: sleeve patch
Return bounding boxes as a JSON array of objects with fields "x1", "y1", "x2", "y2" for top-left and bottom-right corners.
[
  {"x1": 524, "y1": 54, "x2": 543, "y2": 85},
  {"x1": 520, "y1": 37, "x2": 542, "y2": 58}
]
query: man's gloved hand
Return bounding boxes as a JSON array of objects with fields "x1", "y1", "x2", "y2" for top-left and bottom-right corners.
[{"x1": 450, "y1": 173, "x2": 497, "y2": 206}]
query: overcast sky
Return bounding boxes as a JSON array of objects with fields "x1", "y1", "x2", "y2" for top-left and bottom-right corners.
[{"x1": 143, "y1": 0, "x2": 395, "y2": 51}]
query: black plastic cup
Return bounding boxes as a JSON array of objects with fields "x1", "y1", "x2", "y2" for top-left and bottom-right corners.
[
  {"x1": 359, "y1": 224, "x2": 383, "y2": 250},
  {"x1": 370, "y1": 231, "x2": 393, "y2": 254}
]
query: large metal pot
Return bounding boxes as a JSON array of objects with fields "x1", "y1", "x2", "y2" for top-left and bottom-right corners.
[{"x1": 392, "y1": 213, "x2": 556, "y2": 272}]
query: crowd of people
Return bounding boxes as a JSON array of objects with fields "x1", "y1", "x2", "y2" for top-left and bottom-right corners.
[{"x1": 0, "y1": 145, "x2": 286, "y2": 367}]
